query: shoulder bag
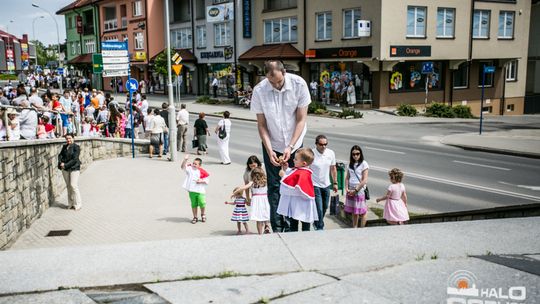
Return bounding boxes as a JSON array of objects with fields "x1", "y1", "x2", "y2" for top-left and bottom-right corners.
[{"x1": 352, "y1": 165, "x2": 370, "y2": 200}]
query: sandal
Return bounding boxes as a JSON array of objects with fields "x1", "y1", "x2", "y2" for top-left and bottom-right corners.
[
  {"x1": 264, "y1": 224, "x2": 271, "y2": 234},
  {"x1": 191, "y1": 217, "x2": 198, "y2": 224},
  {"x1": 201, "y1": 215, "x2": 206, "y2": 222}
]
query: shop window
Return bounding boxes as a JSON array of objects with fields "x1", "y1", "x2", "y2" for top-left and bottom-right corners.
[
  {"x1": 473, "y1": 10, "x2": 490, "y2": 39},
  {"x1": 134, "y1": 32, "x2": 144, "y2": 50},
  {"x1": 196, "y1": 26, "x2": 206, "y2": 48},
  {"x1": 264, "y1": 17, "x2": 297, "y2": 44},
  {"x1": 343, "y1": 8, "x2": 361, "y2": 39},
  {"x1": 453, "y1": 62, "x2": 468, "y2": 89},
  {"x1": 214, "y1": 23, "x2": 231, "y2": 47},
  {"x1": 133, "y1": 0, "x2": 142, "y2": 17},
  {"x1": 478, "y1": 61, "x2": 494, "y2": 87},
  {"x1": 506, "y1": 104, "x2": 514, "y2": 112},
  {"x1": 437, "y1": 8, "x2": 455, "y2": 38},
  {"x1": 498, "y1": 11, "x2": 514, "y2": 39},
  {"x1": 505, "y1": 60, "x2": 517, "y2": 81},
  {"x1": 173, "y1": 28, "x2": 192, "y2": 49},
  {"x1": 265, "y1": 0, "x2": 297, "y2": 11},
  {"x1": 407, "y1": 6, "x2": 426, "y2": 38},
  {"x1": 316, "y1": 12, "x2": 332, "y2": 41},
  {"x1": 390, "y1": 62, "x2": 443, "y2": 92}
]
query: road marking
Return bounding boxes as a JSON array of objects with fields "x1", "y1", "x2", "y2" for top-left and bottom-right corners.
[
  {"x1": 365, "y1": 147, "x2": 405, "y2": 155},
  {"x1": 453, "y1": 160, "x2": 511, "y2": 171},
  {"x1": 499, "y1": 181, "x2": 540, "y2": 191},
  {"x1": 368, "y1": 165, "x2": 540, "y2": 203}
]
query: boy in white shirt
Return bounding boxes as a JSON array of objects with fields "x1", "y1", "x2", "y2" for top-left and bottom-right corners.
[{"x1": 181, "y1": 154, "x2": 210, "y2": 224}]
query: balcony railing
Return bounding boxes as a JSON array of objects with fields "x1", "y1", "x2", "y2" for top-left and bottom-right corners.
[
  {"x1": 104, "y1": 19, "x2": 118, "y2": 32},
  {"x1": 121, "y1": 17, "x2": 127, "y2": 29}
]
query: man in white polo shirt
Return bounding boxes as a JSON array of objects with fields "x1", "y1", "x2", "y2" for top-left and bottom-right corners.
[
  {"x1": 311, "y1": 134, "x2": 338, "y2": 230},
  {"x1": 250, "y1": 60, "x2": 311, "y2": 233}
]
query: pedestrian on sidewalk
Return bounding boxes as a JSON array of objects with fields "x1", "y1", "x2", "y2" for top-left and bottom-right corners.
[
  {"x1": 176, "y1": 103, "x2": 189, "y2": 152},
  {"x1": 211, "y1": 75, "x2": 218, "y2": 98},
  {"x1": 194, "y1": 112, "x2": 210, "y2": 155},
  {"x1": 58, "y1": 133, "x2": 82, "y2": 210},
  {"x1": 160, "y1": 102, "x2": 170, "y2": 155},
  {"x1": 234, "y1": 167, "x2": 271, "y2": 235},
  {"x1": 251, "y1": 60, "x2": 311, "y2": 233},
  {"x1": 376, "y1": 168, "x2": 409, "y2": 225},
  {"x1": 149, "y1": 108, "x2": 167, "y2": 158},
  {"x1": 311, "y1": 135, "x2": 338, "y2": 230},
  {"x1": 215, "y1": 111, "x2": 231, "y2": 164},
  {"x1": 346, "y1": 81, "x2": 356, "y2": 106},
  {"x1": 344, "y1": 145, "x2": 369, "y2": 228},
  {"x1": 181, "y1": 154, "x2": 209, "y2": 224},
  {"x1": 225, "y1": 187, "x2": 250, "y2": 235},
  {"x1": 277, "y1": 148, "x2": 318, "y2": 232}
]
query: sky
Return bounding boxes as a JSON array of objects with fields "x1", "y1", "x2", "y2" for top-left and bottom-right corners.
[{"x1": 0, "y1": 0, "x2": 69, "y2": 46}]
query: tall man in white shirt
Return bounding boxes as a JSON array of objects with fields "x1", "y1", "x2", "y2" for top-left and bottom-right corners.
[
  {"x1": 250, "y1": 60, "x2": 311, "y2": 233},
  {"x1": 311, "y1": 135, "x2": 338, "y2": 230},
  {"x1": 176, "y1": 103, "x2": 190, "y2": 152}
]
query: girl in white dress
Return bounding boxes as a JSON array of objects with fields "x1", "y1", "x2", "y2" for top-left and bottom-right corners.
[{"x1": 233, "y1": 167, "x2": 271, "y2": 234}]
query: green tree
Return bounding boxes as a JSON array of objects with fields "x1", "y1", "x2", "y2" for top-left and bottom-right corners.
[
  {"x1": 30, "y1": 40, "x2": 57, "y2": 67},
  {"x1": 153, "y1": 48, "x2": 177, "y2": 94}
]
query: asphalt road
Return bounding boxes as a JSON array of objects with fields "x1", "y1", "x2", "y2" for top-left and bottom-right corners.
[{"x1": 197, "y1": 115, "x2": 540, "y2": 214}]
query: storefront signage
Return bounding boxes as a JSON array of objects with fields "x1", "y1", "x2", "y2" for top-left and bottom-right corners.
[
  {"x1": 242, "y1": 0, "x2": 251, "y2": 38},
  {"x1": 201, "y1": 51, "x2": 224, "y2": 59},
  {"x1": 305, "y1": 46, "x2": 372, "y2": 59},
  {"x1": 132, "y1": 51, "x2": 146, "y2": 61},
  {"x1": 390, "y1": 45, "x2": 431, "y2": 57},
  {"x1": 224, "y1": 47, "x2": 233, "y2": 60},
  {"x1": 206, "y1": 3, "x2": 234, "y2": 22}
]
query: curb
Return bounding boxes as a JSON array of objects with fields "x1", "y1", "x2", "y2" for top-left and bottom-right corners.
[{"x1": 442, "y1": 142, "x2": 540, "y2": 159}]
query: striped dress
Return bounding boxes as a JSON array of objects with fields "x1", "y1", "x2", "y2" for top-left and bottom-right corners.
[{"x1": 231, "y1": 197, "x2": 250, "y2": 222}]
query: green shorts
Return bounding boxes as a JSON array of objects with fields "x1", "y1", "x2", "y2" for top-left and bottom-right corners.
[{"x1": 189, "y1": 192, "x2": 206, "y2": 208}]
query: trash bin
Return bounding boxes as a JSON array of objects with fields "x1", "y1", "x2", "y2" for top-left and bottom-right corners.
[{"x1": 335, "y1": 162, "x2": 346, "y2": 196}]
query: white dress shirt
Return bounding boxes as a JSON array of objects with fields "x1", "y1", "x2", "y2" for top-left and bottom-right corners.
[
  {"x1": 176, "y1": 109, "x2": 189, "y2": 126},
  {"x1": 250, "y1": 73, "x2": 311, "y2": 153}
]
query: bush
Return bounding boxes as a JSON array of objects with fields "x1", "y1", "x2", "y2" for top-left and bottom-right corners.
[
  {"x1": 308, "y1": 102, "x2": 327, "y2": 114},
  {"x1": 196, "y1": 95, "x2": 229, "y2": 105},
  {"x1": 426, "y1": 102, "x2": 456, "y2": 118},
  {"x1": 397, "y1": 104, "x2": 418, "y2": 116},
  {"x1": 338, "y1": 108, "x2": 363, "y2": 119},
  {"x1": 452, "y1": 105, "x2": 475, "y2": 118},
  {"x1": 0, "y1": 74, "x2": 17, "y2": 81},
  {"x1": 196, "y1": 96, "x2": 211, "y2": 104}
]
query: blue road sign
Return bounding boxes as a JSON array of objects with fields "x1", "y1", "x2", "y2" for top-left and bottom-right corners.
[
  {"x1": 101, "y1": 41, "x2": 128, "y2": 51},
  {"x1": 126, "y1": 79, "x2": 139, "y2": 92},
  {"x1": 422, "y1": 62, "x2": 433, "y2": 74},
  {"x1": 56, "y1": 67, "x2": 64, "y2": 75},
  {"x1": 484, "y1": 66, "x2": 496, "y2": 73}
]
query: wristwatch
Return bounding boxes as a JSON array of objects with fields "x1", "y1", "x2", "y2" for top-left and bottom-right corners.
[{"x1": 288, "y1": 144, "x2": 294, "y2": 150}]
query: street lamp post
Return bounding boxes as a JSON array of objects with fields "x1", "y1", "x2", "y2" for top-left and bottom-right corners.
[
  {"x1": 164, "y1": 0, "x2": 177, "y2": 162},
  {"x1": 32, "y1": 3, "x2": 63, "y2": 92},
  {"x1": 32, "y1": 16, "x2": 44, "y2": 67}
]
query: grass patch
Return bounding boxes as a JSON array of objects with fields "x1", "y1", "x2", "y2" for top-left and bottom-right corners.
[
  {"x1": 415, "y1": 254, "x2": 425, "y2": 261},
  {"x1": 430, "y1": 253, "x2": 438, "y2": 260},
  {"x1": 369, "y1": 207, "x2": 384, "y2": 219},
  {"x1": 182, "y1": 270, "x2": 239, "y2": 281}
]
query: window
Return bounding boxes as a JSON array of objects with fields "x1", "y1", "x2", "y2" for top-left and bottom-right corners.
[
  {"x1": 196, "y1": 0, "x2": 205, "y2": 19},
  {"x1": 390, "y1": 62, "x2": 444, "y2": 92},
  {"x1": 133, "y1": 0, "x2": 142, "y2": 17},
  {"x1": 473, "y1": 10, "x2": 490, "y2": 38},
  {"x1": 134, "y1": 32, "x2": 144, "y2": 50},
  {"x1": 453, "y1": 62, "x2": 468, "y2": 88},
  {"x1": 407, "y1": 6, "x2": 426, "y2": 38},
  {"x1": 505, "y1": 60, "x2": 517, "y2": 81},
  {"x1": 437, "y1": 8, "x2": 455, "y2": 38},
  {"x1": 343, "y1": 8, "x2": 361, "y2": 38},
  {"x1": 482, "y1": 106, "x2": 493, "y2": 113},
  {"x1": 506, "y1": 104, "x2": 514, "y2": 112},
  {"x1": 498, "y1": 11, "x2": 514, "y2": 39},
  {"x1": 316, "y1": 12, "x2": 332, "y2": 41},
  {"x1": 265, "y1": 0, "x2": 297, "y2": 11},
  {"x1": 173, "y1": 28, "x2": 192, "y2": 49},
  {"x1": 196, "y1": 26, "x2": 206, "y2": 48},
  {"x1": 478, "y1": 61, "x2": 494, "y2": 87},
  {"x1": 84, "y1": 39, "x2": 95, "y2": 53},
  {"x1": 264, "y1": 17, "x2": 297, "y2": 43},
  {"x1": 67, "y1": 16, "x2": 73, "y2": 29},
  {"x1": 173, "y1": 0, "x2": 190, "y2": 22},
  {"x1": 214, "y1": 23, "x2": 231, "y2": 47}
]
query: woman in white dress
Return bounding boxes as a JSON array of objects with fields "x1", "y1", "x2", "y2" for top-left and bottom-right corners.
[
  {"x1": 346, "y1": 81, "x2": 356, "y2": 106},
  {"x1": 215, "y1": 111, "x2": 232, "y2": 165}
]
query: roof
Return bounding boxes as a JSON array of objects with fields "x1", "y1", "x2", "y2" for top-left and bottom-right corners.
[
  {"x1": 67, "y1": 53, "x2": 93, "y2": 64},
  {"x1": 56, "y1": 0, "x2": 98, "y2": 15},
  {"x1": 0, "y1": 30, "x2": 20, "y2": 41},
  {"x1": 238, "y1": 44, "x2": 304, "y2": 61},
  {"x1": 150, "y1": 48, "x2": 197, "y2": 62}
]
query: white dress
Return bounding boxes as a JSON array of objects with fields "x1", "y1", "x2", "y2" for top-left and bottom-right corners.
[
  {"x1": 250, "y1": 186, "x2": 270, "y2": 221},
  {"x1": 216, "y1": 118, "x2": 231, "y2": 164},
  {"x1": 277, "y1": 168, "x2": 319, "y2": 223}
]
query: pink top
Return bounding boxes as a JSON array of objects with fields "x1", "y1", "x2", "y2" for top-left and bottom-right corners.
[{"x1": 387, "y1": 183, "x2": 405, "y2": 200}]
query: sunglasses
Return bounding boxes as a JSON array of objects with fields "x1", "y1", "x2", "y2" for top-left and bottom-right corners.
[
  {"x1": 317, "y1": 143, "x2": 328, "y2": 146},
  {"x1": 352, "y1": 152, "x2": 361, "y2": 156}
]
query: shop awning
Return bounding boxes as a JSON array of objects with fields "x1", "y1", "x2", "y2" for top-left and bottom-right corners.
[
  {"x1": 150, "y1": 49, "x2": 197, "y2": 62},
  {"x1": 239, "y1": 43, "x2": 304, "y2": 61},
  {"x1": 67, "y1": 53, "x2": 92, "y2": 64}
]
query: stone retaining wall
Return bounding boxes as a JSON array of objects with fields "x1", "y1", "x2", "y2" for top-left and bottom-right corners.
[{"x1": 0, "y1": 138, "x2": 149, "y2": 249}]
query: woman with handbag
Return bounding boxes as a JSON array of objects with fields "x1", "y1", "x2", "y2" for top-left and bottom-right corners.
[
  {"x1": 194, "y1": 112, "x2": 210, "y2": 155},
  {"x1": 344, "y1": 145, "x2": 369, "y2": 228},
  {"x1": 149, "y1": 108, "x2": 167, "y2": 158},
  {"x1": 214, "y1": 111, "x2": 231, "y2": 164}
]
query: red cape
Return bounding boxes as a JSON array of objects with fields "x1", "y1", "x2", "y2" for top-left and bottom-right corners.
[
  {"x1": 199, "y1": 167, "x2": 210, "y2": 179},
  {"x1": 281, "y1": 167, "x2": 315, "y2": 199}
]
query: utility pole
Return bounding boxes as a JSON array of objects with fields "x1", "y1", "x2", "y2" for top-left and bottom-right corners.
[{"x1": 165, "y1": 0, "x2": 177, "y2": 161}]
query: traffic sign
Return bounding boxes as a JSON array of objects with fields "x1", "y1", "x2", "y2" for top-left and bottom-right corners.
[
  {"x1": 103, "y1": 57, "x2": 129, "y2": 64},
  {"x1": 126, "y1": 79, "x2": 139, "y2": 92},
  {"x1": 483, "y1": 66, "x2": 496, "y2": 73},
  {"x1": 172, "y1": 64, "x2": 183, "y2": 76},
  {"x1": 103, "y1": 70, "x2": 129, "y2": 77},
  {"x1": 421, "y1": 62, "x2": 433, "y2": 74},
  {"x1": 101, "y1": 41, "x2": 128, "y2": 51},
  {"x1": 103, "y1": 63, "x2": 130, "y2": 71},
  {"x1": 57, "y1": 67, "x2": 64, "y2": 75},
  {"x1": 172, "y1": 52, "x2": 183, "y2": 65},
  {"x1": 92, "y1": 54, "x2": 103, "y2": 73}
]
